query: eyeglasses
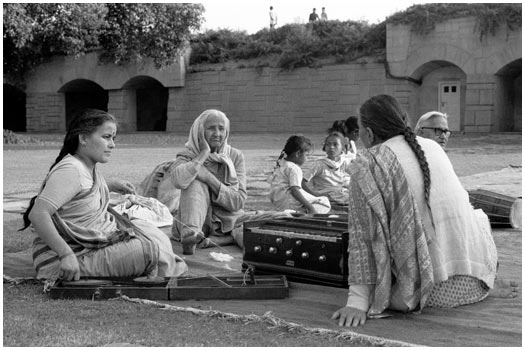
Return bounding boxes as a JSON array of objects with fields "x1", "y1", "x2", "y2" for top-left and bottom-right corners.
[{"x1": 421, "y1": 127, "x2": 451, "y2": 137}]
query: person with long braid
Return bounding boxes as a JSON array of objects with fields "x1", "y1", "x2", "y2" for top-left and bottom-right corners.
[
  {"x1": 332, "y1": 95, "x2": 518, "y2": 327},
  {"x1": 21, "y1": 109, "x2": 187, "y2": 283}
]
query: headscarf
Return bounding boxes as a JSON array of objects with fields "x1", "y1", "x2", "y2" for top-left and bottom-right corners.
[{"x1": 178, "y1": 109, "x2": 238, "y2": 189}]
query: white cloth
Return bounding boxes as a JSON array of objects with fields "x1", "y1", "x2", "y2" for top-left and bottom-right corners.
[
  {"x1": 268, "y1": 159, "x2": 330, "y2": 213},
  {"x1": 110, "y1": 193, "x2": 174, "y2": 227}
]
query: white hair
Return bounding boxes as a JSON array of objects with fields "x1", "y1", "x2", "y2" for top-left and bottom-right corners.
[{"x1": 414, "y1": 111, "x2": 448, "y2": 133}]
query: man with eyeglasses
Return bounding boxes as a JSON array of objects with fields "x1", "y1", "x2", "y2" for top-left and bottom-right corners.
[{"x1": 414, "y1": 111, "x2": 451, "y2": 149}]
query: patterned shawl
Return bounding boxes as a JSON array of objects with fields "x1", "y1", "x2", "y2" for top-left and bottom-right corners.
[{"x1": 347, "y1": 144, "x2": 434, "y2": 315}]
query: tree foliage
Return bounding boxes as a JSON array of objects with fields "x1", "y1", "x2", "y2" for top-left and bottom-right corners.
[
  {"x1": 3, "y1": 3, "x2": 204, "y2": 84},
  {"x1": 99, "y1": 3, "x2": 204, "y2": 67}
]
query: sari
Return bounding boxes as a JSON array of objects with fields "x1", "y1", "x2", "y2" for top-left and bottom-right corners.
[
  {"x1": 32, "y1": 155, "x2": 187, "y2": 281},
  {"x1": 347, "y1": 136, "x2": 497, "y2": 315}
]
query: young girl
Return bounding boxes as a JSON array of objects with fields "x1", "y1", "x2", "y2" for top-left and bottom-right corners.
[
  {"x1": 327, "y1": 116, "x2": 359, "y2": 160},
  {"x1": 268, "y1": 135, "x2": 331, "y2": 214},
  {"x1": 302, "y1": 132, "x2": 353, "y2": 205}
]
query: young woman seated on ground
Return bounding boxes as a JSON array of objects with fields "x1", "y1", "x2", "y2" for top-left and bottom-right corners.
[
  {"x1": 331, "y1": 95, "x2": 519, "y2": 327},
  {"x1": 170, "y1": 109, "x2": 289, "y2": 255},
  {"x1": 22, "y1": 109, "x2": 187, "y2": 283},
  {"x1": 302, "y1": 132, "x2": 353, "y2": 205}
]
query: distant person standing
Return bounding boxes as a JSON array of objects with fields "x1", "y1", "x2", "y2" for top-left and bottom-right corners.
[
  {"x1": 321, "y1": 7, "x2": 328, "y2": 21},
  {"x1": 308, "y1": 8, "x2": 319, "y2": 22},
  {"x1": 269, "y1": 6, "x2": 277, "y2": 30}
]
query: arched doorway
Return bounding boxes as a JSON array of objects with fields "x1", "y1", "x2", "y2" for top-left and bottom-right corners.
[
  {"x1": 495, "y1": 59, "x2": 521, "y2": 132},
  {"x1": 59, "y1": 79, "x2": 108, "y2": 126},
  {"x1": 411, "y1": 60, "x2": 466, "y2": 132},
  {"x1": 3, "y1": 84, "x2": 26, "y2": 131},
  {"x1": 122, "y1": 76, "x2": 168, "y2": 131}
]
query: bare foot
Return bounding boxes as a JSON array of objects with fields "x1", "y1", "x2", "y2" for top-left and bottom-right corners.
[
  {"x1": 197, "y1": 235, "x2": 235, "y2": 249},
  {"x1": 489, "y1": 279, "x2": 519, "y2": 298}
]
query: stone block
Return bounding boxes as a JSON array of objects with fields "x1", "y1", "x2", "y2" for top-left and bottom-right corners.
[
  {"x1": 466, "y1": 89, "x2": 480, "y2": 104},
  {"x1": 464, "y1": 110, "x2": 477, "y2": 125},
  {"x1": 479, "y1": 89, "x2": 494, "y2": 105},
  {"x1": 476, "y1": 125, "x2": 491, "y2": 133},
  {"x1": 476, "y1": 110, "x2": 492, "y2": 125},
  {"x1": 463, "y1": 125, "x2": 478, "y2": 133}
]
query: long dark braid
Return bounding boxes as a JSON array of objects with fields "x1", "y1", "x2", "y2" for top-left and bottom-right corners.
[
  {"x1": 20, "y1": 108, "x2": 117, "y2": 230},
  {"x1": 360, "y1": 94, "x2": 431, "y2": 205},
  {"x1": 403, "y1": 127, "x2": 431, "y2": 205}
]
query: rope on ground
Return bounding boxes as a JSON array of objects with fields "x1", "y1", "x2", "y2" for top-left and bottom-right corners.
[
  {"x1": 3, "y1": 275, "x2": 38, "y2": 284},
  {"x1": 116, "y1": 295, "x2": 423, "y2": 347}
]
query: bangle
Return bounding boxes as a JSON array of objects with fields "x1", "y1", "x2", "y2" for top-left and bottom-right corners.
[
  {"x1": 193, "y1": 159, "x2": 203, "y2": 166},
  {"x1": 59, "y1": 251, "x2": 75, "y2": 261}
]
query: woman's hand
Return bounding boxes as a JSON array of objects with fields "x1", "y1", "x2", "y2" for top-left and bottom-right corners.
[
  {"x1": 58, "y1": 253, "x2": 80, "y2": 281},
  {"x1": 331, "y1": 306, "x2": 367, "y2": 327},
  {"x1": 198, "y1": 124, "x2": 211, "y2": 155},
  {"x1": 109, "y1": 179, "x2": 136, "y2": 195}
]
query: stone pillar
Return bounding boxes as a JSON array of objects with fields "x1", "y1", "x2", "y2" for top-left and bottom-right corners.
[
  {"x1": 166, "y1": 87, "x2": 184, "y2": 132},
  {"x1": 108, "y1": 89, "x2": 136, "y2": 132}
]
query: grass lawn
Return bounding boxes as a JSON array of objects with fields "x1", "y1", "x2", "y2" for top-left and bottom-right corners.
[{"x1": 3, "y1": 132, "x2": 522, "y2": 346}]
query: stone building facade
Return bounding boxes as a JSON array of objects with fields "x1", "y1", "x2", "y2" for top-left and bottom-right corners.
[{"x1": 4, "y1": 16, "x2": 521, "y2": 133}]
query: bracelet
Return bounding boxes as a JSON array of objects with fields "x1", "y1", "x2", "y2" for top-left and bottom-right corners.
[
  {"x1": 59, "y1": 251, "x2": 75, "y2": 261},
  {"x1": 192, "y1": 159, "x2": 204, "y2": 166}
]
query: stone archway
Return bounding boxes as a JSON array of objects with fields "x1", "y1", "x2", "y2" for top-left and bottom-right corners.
[
  {"x1": 3, "y1": 84, "x2": 26, "y2": 131},
  {"x1": 122, "y1": 76, "x2": 168, "y2": 131},
  {"x1": 410, "y1": 60, "x2": 466, "y2": 132},
  {"x1": 59, "y1": 79, "x2": 108, "y2": 126},
  {"x1": 494, "y1": 58, "x2": 521, "y2": 132}
]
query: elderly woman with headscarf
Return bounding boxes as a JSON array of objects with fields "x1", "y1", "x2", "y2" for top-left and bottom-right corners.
[{"x1": 169, "y1": 109, "x2": 247, "y2": 255}]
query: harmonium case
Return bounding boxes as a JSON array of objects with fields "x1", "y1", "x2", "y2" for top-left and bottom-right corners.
[{"x1": 243, "y1": 215, "x2": 349, "y2": 288}]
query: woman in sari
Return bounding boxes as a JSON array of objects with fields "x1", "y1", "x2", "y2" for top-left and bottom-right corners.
[
  {"x1": 22, "y1": 109, "x2": 187, "y2": 283},
  {"x1": 332, "y1": 95, "x2": 518, "y2": 327}
]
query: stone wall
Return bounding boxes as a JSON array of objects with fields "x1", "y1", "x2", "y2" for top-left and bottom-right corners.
[
  {"x1": 167, "y1": 62, "x2": 414, "y2": 134},
  {"x1": 13, "y1": 16, "x2": 521, "y2": 133}
]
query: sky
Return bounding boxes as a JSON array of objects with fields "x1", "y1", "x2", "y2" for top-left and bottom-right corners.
[{"x1": 198, "y1": 0, "x2": 434, "y2": 34}]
